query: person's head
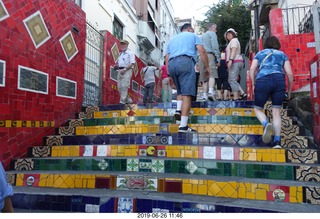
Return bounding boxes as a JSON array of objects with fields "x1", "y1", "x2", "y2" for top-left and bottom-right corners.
[
  {"x1": 120, "y1": 39, "x2": 129, "y2": 51},
  {"x1": 207, "y1": 23, "x2": 217, "y2": 32},
  {"x1": 180, "y1": 23, "x2": 194, "y2": 33},
  {"x1": 226, "y1": 28, "x2": 237, "y2": 41},
  {"x1": 263, "y1": 36, "x2": 281, "y2": 50}
]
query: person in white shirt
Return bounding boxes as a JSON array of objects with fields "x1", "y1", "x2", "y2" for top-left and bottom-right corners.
[
  {"x1": 115, "y1": 39, "x2": 135, "y2": 104},
  {"x1": 142, "y1": 63, "x2": 159, "y2": 103}
]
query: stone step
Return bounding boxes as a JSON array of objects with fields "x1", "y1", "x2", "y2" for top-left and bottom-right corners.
[
  {"x1": 11, "y1": 186, "x2": 320, "y2": 213},
  {"x1": 6, "y1": 171, "x2": 320, "y2": 207},
  {"x1": 10, "y1": 157, "x2": 319, "y2": 182},
  {"x1": 27, "y1": 145, "x2": 319, "y2": 164}
]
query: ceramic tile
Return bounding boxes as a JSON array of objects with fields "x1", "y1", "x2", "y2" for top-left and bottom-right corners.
[{"x1": 203, "y1": 146, "x2": 216, "y2": 159}]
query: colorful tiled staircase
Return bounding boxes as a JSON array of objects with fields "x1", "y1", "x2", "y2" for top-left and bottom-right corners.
[{"x1": 7, "y1": 101, "x2": 320, "y2": 213}]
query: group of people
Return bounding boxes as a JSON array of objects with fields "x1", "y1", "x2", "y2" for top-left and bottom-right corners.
[
  {"x1": 165, "y1": 23, "x2": 293, "y2": 149},
  {"x1": 115, "y1": 23, "x2": 293, "y2": 148}
]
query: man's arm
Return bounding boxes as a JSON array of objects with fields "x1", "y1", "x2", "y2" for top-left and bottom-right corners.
[
  {"x1": 211, "y1": 32, "x2": 220, "y2": 62},
  {"x1": 2, "y1": 197, "x2": 13, "y2": 213},
  {"x1": 196, "y1": 44, "x2": 210, "y2": 77}
]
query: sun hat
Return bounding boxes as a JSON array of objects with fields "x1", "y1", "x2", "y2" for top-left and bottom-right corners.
[{"x1": 226, "y1": 28, "x2": 237, "y2": 36}]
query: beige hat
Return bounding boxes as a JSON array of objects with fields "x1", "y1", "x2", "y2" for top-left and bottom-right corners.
[
  {"x1": 226, "y1": 28, "x2": 237, "y2": 36},
  {"x1": 120, "y1": 39, "x2": 129, "y2": 44}
]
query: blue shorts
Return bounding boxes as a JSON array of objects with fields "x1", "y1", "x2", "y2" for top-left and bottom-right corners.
[
  {"x1": 168, "y1": 56, "x2": 196, "y2": 96},
  {"x1": 254, "y1": 73, "x2": 286, "y2": 109}
]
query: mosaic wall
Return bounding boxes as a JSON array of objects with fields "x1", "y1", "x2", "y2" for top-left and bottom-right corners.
[{"x1": 0, "y1": 0, "x2": 86, "y2": 167}]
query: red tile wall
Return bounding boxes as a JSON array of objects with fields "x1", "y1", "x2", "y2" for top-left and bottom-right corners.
[
  {"x1": 269, "y1": 8, "x2": 316, "y2": 92},
  {"x1": 0, "y1": 0, "x2": 86, "y2": 168},
  {"x1": 102, "y1": 32, "x2": 161, "y2": 104},
  {"x1": 310, "y1": 54, "x2": 320, "y2": 144}
]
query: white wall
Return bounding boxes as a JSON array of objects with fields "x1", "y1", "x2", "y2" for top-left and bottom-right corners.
[{"x1": 82, "y1": 0, "x2": 139, "y2": 53}]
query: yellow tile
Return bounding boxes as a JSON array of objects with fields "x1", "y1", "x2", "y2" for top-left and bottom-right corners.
[
  {"x1": 65, "y1": 175, "x2": 75, "y2": 188},
  {"x1": 290, "y1": 186, "x2": 297, "y2": 195},
  {"x1": 184, "y1": 150, "x2": 192, "y2": 158},
  {"x1": 75, "y1": 178, "x2": 83, "y2": 188},
  {"x1": 276, "y1": 153, "x2": 286, "y2": 162},
  {"x1": 118, "y1": 146, "x2": 124, "y2": 153},
  {"x1": 198, "y1": 185, "x2": 208, "y2": 195},
  {"x1": 216, "y1": 189, "x2": 228, "y2": 198},
  {"x1": 173, "y1": 149, "x2": 181, "y2": 158},
  {"x1": 124, "y1": 149, "x2": 132, "y2": 156},
  {"x1": 192, "y1": 184, "x2": 198, "y2": 194},
  {"x1": 111, "y1": 149, "x2": 117, "y2": 157},
  {"x1": 166, "y1": 150, "x2": 173, "y2": 157},
  {"x1": 262, "y1": 153, "x2": 272, "y2": 162},
  {"x1": 189, "y1": 179, "x2": 198, "y2": 184},
  {"x1": 193, "y1": 150, "x2": 199, "y2": 158},
  {"x1": 208, "y1": 183, "x2": 221, "y2": 196},
  {"x1": 290, "y1": 196, "x2": 297, "y2": 203},
  {"x1": 251, "y1": 183, "x2": 257, "y2": 193},
  {"x1": 53, "y1": 175, "x2": 64, "y2": 188},
  {"x1": 87, "y1": 179, "x2": 95, "y2": 188},
  {"x1": 258, "y1": 184, "x2": 269, "y2": 191},
  {"x1": 46, "y1": 175, "x2": 54, "y2": 187},
  {"x1": 297, "y1": 191, "x2": 303, "y2": 203},
  {"x1": 297, "y1": 186, "x2": 303, "y2": 192},
  {"x1": 257, "y1": 152, "x2": 263, "y2": 161},
  {"x1": 182, "y1": 183, "x2": 192, "y2": 194},
  {"x1": 176, "y1": 146, "x2": 184, "y2": 150},
  {"x1": 38, "y1": 174, "x2": 48, "y2": 187},
  {"x1": 238, "y1": 187, "x2": 246, "y2": 199},
  {"x1": 246, "y1": 192, "x2": 255, "y2": 200},
  {"x1": 248, "y1": 152, "x2": 257, "y2": 161},
  {"x1": 255, "y1": 188, "x2": 267, "y2": 200},
  {"x1": 15, "y1": 174, "x2": 23, "y2": 186}
]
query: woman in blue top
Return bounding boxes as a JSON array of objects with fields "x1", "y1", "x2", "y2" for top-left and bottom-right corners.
[
  {"x1": 249, "y1": 36, "x2": 293, "y2": 148},
  {"x1": 0, "y1": 163, "x2": 13, "y2": 212}
]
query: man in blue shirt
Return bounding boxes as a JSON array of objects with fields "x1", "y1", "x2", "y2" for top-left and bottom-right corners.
[
  {"x1": 0, "y1": 163, "x2": 13, "y2": 212},
  {"x1": 165, "y1": 23, "x2": 210, "y2": 132}
]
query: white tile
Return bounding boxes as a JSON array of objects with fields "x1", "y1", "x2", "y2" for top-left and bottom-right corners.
[
  {"x1": 97, "y1": 145, "x2": 108, "y2": 156},
  {"x1": 83, "y1": 145, "x2": 93, "y2": 156},
  {"x1": 221, "y1": 147, "x2": 234, "y2": 160},
  {"x1": 203, "y1": 146, "x2": 216, "y2": 159},
  {"x1": 92, "y1": 205, "x2": 100, "y2": 213},
  {"x1": 85, "y1": 204, "x2": 93, "y2": 213}
]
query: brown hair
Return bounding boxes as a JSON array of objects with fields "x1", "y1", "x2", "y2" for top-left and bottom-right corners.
[{"x1": 263, "y1": 36, "x2": 281, "y2": 50}]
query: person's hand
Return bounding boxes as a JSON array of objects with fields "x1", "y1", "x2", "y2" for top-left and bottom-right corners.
[
  {"x1": 227, "y1": 60, "x2": 232, "y2": 69},
  {"x1": 216, "y1": 62, "x2": 220, "y2": 68}
]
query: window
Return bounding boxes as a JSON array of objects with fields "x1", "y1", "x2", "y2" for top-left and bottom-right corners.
[{"x1": 113, "y1": 17, "x2": 124, "y2": 40}]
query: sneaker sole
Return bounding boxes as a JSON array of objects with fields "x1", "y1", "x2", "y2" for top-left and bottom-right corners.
[
  {"x1": 262, "y1": 123, "x2": 273, "y2": 143},
  {"x1": 178, "y1": 130, "x2": 196, "y2": 133},
  {"x1": 272, "y1": 145, "x2": 282, "y2": 149}
]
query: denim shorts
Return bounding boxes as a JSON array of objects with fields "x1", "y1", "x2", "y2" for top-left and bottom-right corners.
[
  {"x1": 168, "y1": 56, "x2": 196, "y2": 96},
  {"x1": 254, "y1": 73, "x2": 286, "y2": 109}
]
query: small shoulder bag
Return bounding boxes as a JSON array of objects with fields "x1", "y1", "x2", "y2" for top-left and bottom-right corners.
[{"x1": 258, "y1": 50, "x2": 274, "y2": 71}]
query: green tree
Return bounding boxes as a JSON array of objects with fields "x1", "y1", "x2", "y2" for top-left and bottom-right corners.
[{"x1": 200, "y1": 0, "x2": 251, "y2": 55}]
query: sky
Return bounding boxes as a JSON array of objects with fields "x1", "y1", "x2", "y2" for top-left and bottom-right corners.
[{"x1": 171, "y1": 0, "x2": 219, "y2": 21}]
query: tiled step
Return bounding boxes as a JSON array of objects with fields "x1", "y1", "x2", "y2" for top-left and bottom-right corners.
[
  {"x1": 10, "y1": 186, "x2": 320, "y2": 213},
  {"x1": 6, "y1": 171, "x2": 320, "y2": 208},
  {"x1": 27, "y1": 145, "x2": 319, "y2": 164},
  {"x1": 10, "y1": 157, "x2": 320, "y2": 182},
  {"x1": 43, "y1": 133, "x2": 312, "y2": 149}
]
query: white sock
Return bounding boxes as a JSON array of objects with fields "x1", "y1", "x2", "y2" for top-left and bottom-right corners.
[
  {"x1": 209, "y1": 88, "x2": 214, "y2": 94},
  {"x1": 179, "y1": 116, "x2": 188, "y2": 127},
  {"x1": 177, "y1": 100, "x2": 183, "y2": 111}
]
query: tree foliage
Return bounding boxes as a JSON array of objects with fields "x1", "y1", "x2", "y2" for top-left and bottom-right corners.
[{"x1": 200, "y1": 0, "x2": 251, "y2": 55}]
